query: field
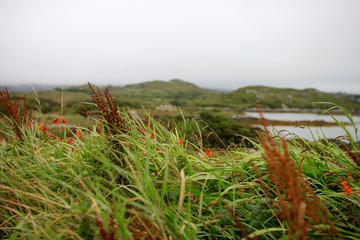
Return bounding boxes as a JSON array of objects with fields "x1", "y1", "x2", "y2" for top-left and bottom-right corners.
[{"x1": 0, "y1": 85, "x2": 360, "y2": 239}]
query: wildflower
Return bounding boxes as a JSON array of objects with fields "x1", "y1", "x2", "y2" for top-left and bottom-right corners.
[
  {"x1": 346, "y1": 171, "x2": 351, "y2": 178},
  {"x1": 75, "y1": 131, "x2": 81, "y2": 137},
  {"x1": 341, "y1": 180, "x2": 354, "y2": 197},
  {"x1": 38, "y1": 124, "x2": 46, "y2": 133},
  {"x1": 67, "y1": 138, "x2": 74, "y2": 144},
  {"x1": 53, "y1": 118, "x2": 67, "y2": 124},
  {"x1": 85, "y1": 111, "x2": 89, "y2": 116},
  {"x1": 46, "y1": 132, "x2": 54, "y2": 138},
  {"x1": 205, "y1": 150, "x2": 215, "y2": 157},
  {"x1": 179, "y1": 138, "x2": 183, "y2": 144},
  {"x1": 33, "y1": 146, "x2": 37, "y2": 150},
  {"x1": 344, "y1": 185, "x2": 354, "y2": 196},
  {"x1": 341, "y1": 181, "x2": 348, "y2": 186}
]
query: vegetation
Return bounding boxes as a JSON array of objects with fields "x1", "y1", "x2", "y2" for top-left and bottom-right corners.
[
  {"x1": 169, "y1": 111, "x2": 258, "y2": 148},
  {"x1": 224, "y1": 86, "x2": 360, "y2": 109},
  {"x1": 4, "y1": 80, "x2": 360, "y2": 116},
  {"x1": 1, "y1": 85, "x2": 359, "y2": 239}
]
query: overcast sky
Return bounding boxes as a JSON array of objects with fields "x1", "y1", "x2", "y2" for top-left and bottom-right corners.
[{"x1": 1, "y1": 0, "x2": 360, "y2": 93}]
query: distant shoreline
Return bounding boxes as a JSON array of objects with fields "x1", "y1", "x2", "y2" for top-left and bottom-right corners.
[
  {"x1": 237, "y1": 119, "x2": 348, "y2": 127},
  {"x1": 243, "y1": 108, "x2": 360, "y2": 114}
]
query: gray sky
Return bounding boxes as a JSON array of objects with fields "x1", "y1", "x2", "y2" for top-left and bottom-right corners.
[{"x1": 1, "y1": 0, "x2": 360, "y2": 93}]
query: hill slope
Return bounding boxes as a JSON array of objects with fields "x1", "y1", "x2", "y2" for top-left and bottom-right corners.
[
  {"x1": 4, "y1": 81, "x2": 360, "y2": 113},
  {"x1": 221, "y1": 85, "x2": 360, "y2": 110}
]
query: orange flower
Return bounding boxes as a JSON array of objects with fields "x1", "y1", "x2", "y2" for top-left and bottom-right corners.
[
  {"x1": 33, "y1": 146, "x2": 38, "y2": 150},
  {"x1": 179, "y1": 138, "x2": 183, "y2": 144},
  {"x1": 341, "y1": 181, "x2": 348, "y2": 186},
  {"x1": 205, "y1": 150, "x2": 215, "y2": 157},
  {"x1": 46, "y1": 132, "x2": 54, "y2": 138},
  {"x1": 75, "y1": 131, "x2": 81, "y2": 137},
  {"x1": 341, "y1": 180, "x2": 354, "y2": 197},
  {"x1": 344, "y1": 185, "x2": 354, "y2": 196},
  {"x1": 85, "y1": 111, "x2": 89, "y2": 116},
  {"x1": 53, "y1": 118, "x2": 67, "y2": 124},
  {"x1": 38, "y1": 124, "x2": 46, "y2": 133}
]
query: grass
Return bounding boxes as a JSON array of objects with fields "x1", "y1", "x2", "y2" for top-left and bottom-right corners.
[{"x1": 0, "y1": 86, "x2": 359, "y2": 239}]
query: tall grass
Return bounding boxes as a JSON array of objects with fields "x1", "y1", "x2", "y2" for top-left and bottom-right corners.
[{"x1": 0, "y1": 86, "x2": 359, "y2": 239}]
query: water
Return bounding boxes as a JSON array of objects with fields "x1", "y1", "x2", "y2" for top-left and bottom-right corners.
[
  {"x1": 244, "y1": 112, "x2": 360, "y2": 142},
  {"x1": 244, "y1": 112, "x2": 360, "y2": 124}
]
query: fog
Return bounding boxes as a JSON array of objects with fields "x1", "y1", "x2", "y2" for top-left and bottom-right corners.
[{"x1": 1, "y1": 0, "x2": 360, "y2": 93}]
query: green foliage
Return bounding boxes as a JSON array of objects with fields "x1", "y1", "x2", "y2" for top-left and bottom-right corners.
[
  {"x1": 196, "y1": 111, "x2": 257, "y2": 147},
  {"x1": 0, "y1": 104, "x2": 360, "y2": 239},
  {"x1": 163, "y1": 111, "x2": 258, "y2": 148}
]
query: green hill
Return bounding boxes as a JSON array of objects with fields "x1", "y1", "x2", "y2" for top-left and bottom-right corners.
[
  {"x1": 221, "y1": 85, "x2": 360, "y2": 110},
  {"x1": 59, "y1": 79, "x2": 218, "y2": 109},
  {"x1": 116, "y1": 79, "x2": 217, "y2": 99},
  {"x1": 3, "y1": 81, "x2": 360, "y2": 114}
]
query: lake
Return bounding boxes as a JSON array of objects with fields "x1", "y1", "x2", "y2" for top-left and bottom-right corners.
[{"x1": 244, "y1": 112, "x2": 360, "y2": 142}]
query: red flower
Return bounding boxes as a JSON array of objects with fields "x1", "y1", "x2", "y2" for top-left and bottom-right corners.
[
  {"x1": 33, "y1": 146, "x2": 38, "y2": 150},
  {"x1": 205, "y1": 150, "x2": 215, "y2": 157},
  {"x1": 46, "y1": 132, "x2": 54, "y2": 138},
  {"x1": 179, "y1": 138, "x2": 183, "y2": 144},
  {"x1": 85, "y1": 111, "x2": 89, "y2": 116},
  {"x1": 75, "y1": 131, "x2": 81, "y2": 137},
  {"x1": 53, "y1": 118, "x2": 67, "y2": 124},
  {"x1": 346, "y1": 171, "x2": 351, "y2": 178},
  {"x1": 341, "y1": 181, "x2": 348, "y2": 186},
  {"x1": 67, "y1": 138, "x2": 74, "y2": 144},
  {"x1": 341, "y1": 180, "x2": 354, "y2": 197},
  {"x1": 344, "y1": 185, "x2": 354, "y2": 196},
  {"x1": 38, "y1": 124, "x2": 46, "y2": 132}
]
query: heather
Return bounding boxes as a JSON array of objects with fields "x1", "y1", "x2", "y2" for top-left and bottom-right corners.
[{"x1": 0, "y1": 86, "x2": 359, "y2": 239}]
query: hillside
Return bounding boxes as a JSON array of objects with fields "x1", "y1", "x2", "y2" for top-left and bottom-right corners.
[
  {"x1": 63, "y1": 81, "x2": 360, "y2": 110},
  {"x1": 221, "y1": 85, "x2": 360, "y2": 110},
  {"x1": 114, "y1": 79, "x2": 217, "y2": 99},
  {"x1": 3, "y1": 80, "x2": 360, "y2": 114}
]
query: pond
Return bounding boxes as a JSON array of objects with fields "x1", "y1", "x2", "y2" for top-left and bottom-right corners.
[{"x1": 244, "y1": 112, "x2": 360, "y2": 142}]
